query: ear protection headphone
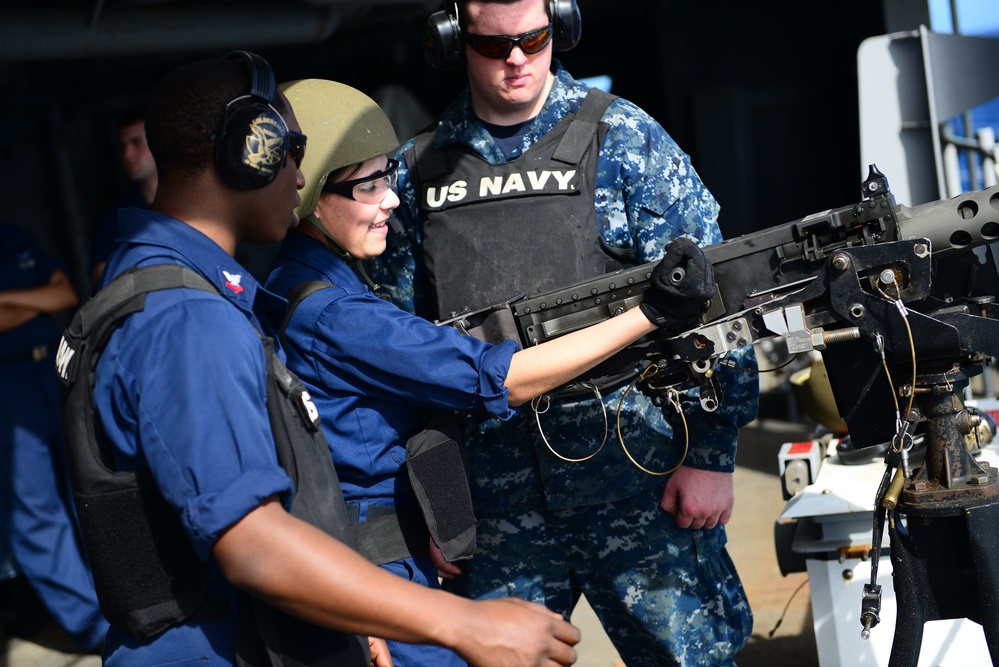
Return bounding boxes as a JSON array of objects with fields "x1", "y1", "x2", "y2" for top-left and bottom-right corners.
[
  {"x1": 213, "y1": 50, "x2": 290, "y2": 190},
  {"x1": 424, "y1": 0, "x2": 581, "y2": 71}
]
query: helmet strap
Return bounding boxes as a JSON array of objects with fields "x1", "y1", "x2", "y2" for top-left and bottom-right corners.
[{"x1": 306, "y1": 213, "x2": 383, "y2": 295}]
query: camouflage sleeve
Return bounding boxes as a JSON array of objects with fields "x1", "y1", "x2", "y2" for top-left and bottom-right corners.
[
  {"x1": 595, "y1": 97, "x2": 760, "y2": 472},
  {"x1": 365, "y1": 138, "x2": 420, "y2": 314},
  {"x1": 594, "y1": 97, "x2": 723, "y2": 257}
]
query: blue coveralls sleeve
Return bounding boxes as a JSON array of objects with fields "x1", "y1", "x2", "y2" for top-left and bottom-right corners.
[
  {"x1": 298, "y1": 287, "x2": 517, "y2": 419},
  {"x1": 98, "y1": 294, "x2": 293, "y2": 560},
  {"x1": 0, "y1": 224, "x2": 69, "y2": 353}
]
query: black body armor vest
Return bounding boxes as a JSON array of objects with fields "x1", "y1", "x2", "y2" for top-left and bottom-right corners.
[
  {"x1": 408, "y1": 88, "x2": 626, "y2": 320},
  {"x1": 57, "y1": 264, "x2": 368, "y2": 666}
]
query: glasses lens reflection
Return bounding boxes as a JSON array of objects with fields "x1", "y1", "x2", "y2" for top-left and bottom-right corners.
[
  {"x1": 465, "y1": 24, "x2": 552, "y2": 59},
  {"x1": 286, "y1": 132, "x2": 307, "y2": 167}
]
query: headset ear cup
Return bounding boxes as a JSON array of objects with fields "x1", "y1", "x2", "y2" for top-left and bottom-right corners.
[
  {"x1": 550, "y1": 0, "x2": 581, "y2": 51},
  {"x1": 215, "y1": 102, "x2": 289, "y2": 190},
  {"x1": 424, "y1": 8, "x2": 462, "y2": 70}
]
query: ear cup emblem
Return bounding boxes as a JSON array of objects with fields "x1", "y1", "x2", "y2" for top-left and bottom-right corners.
[{"x1": 244, "y1": 113, "x2": 289, "y2": 176}]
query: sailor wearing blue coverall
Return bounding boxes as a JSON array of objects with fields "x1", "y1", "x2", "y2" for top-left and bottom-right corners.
[
  {"x1": 82, "y1": 53, "x2": 361, "y2": 666},
  {"x1": 0, "y1": 221, "x2": 108, "y2": 651},
  {"x1": 268, "y1": 78, "x2": 717, "y2": 667},
  {"x1": 93, "y1": 208, "x2": 304, "y2": 665},
  {"x1": 367, "y1": 2, "x2": 761, "y2": 665}
]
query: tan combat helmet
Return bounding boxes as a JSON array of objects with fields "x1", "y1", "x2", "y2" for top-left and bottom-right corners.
[{"x1": 279, "y1": 79, "x2": 400, "y2": 220}]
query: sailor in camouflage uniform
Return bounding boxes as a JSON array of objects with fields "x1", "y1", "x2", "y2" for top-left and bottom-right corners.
[{"x1": 369, "y1": 1, "x2": 760, "y2": 664}]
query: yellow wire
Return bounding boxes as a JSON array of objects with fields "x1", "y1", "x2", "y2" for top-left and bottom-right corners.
[
  {"x1": 881, "y1": 356, "x2": 900, "y2": 415},
  {"x1": 893, "y1": 280, "x2": 917, "y2": 422},
  {"x1": 873, "y1": 276, "x2": 918, "y2": 462},
  {"x1": 767, "y1": 577, "x2": 810, "y2": 639},
  {"x1": 615, "y1": 365, "x2": 688, "y2": 476},
  {"x1": 875, "y1": 277, "x2": 917, "y2": 423}
]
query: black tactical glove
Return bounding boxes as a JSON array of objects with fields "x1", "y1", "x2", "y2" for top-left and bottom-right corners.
[{"x1": 639, "y1": 237, "x2": 716, "y2": 334}]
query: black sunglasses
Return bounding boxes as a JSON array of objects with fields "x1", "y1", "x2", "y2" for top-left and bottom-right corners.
[
  {"x1": 285, "y1": 131, "x2": 307, "y2": 168},
  {"x1": 463, "y1": 24, "x2": 553, "y2": 60},
  {"x1": 322, "y1": 159, "x2": 399, "y2": 204}
]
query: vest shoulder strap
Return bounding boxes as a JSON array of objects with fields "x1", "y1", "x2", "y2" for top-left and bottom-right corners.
[
  {"x1": 278, "y1": 280, "x2": 335, "y2": 341},
  {"x1": 59, "y1": 264, "x2": 217, "y2": 388},
  {"x1": 407, "y1": 125, "x2": 450, "y2": 190},
  {"x1": 407, "y1": 88, "x2": 618, "y2": 181},
  {"x1": 551, "y1": 87, "x2": 618, "y2": 166}
]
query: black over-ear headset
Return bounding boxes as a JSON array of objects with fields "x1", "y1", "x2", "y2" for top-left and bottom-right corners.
[
  {"x1": 213, "y1": 50, "x2": 290, "y2": 190},
  {"x1": 424, "y1": 0, "x2": 581, "y2": 71}
]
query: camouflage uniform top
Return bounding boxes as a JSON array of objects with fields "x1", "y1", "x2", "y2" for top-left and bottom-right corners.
[{"x1": 369, "y1": 62, "x2": 759, "y2": 512}]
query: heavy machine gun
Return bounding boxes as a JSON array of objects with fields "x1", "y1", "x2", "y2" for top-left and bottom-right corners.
[
  {"x1": 442, "y1": 164, "x2": 999, "y2": 422},
  {"x1": 439, "y1": 165, "x2": 999, "y2": 665}
]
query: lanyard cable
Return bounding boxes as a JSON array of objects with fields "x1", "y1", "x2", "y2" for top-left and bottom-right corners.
[
  {"x1": 616, "y1": 364, "x2": 689, "y2": 476},
  {"x1": 862, "y1": 273, "x2": 919, "y2": 640},
  {"x1": 531, "y1": 384, "x2": 608, "y2": 463}
]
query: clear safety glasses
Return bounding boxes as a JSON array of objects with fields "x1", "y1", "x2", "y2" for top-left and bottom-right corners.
[{"x1": 322, "y1": 159, "x2": 399, "y2": 204}]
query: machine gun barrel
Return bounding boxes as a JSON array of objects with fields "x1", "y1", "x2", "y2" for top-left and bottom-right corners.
[{"x1": 894, "y1": 183, "x2": 999, "y2": 259}]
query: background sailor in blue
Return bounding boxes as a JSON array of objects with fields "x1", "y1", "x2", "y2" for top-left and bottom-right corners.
[
  {"x1": 89, "y1": 111, "x2": 158, "y2": 287},
  {"x1": 268, "y1": 77, "x2": 716, "y2": 667},
  {"x1": 368, "y1": 1, "x2": 761, "y2": 665},
  {"x1": 0, "y1": 221, "x2": 109, "y2": 652},
  {"x1": 82, "y1": 52, "x2": 581, "y2": 667}
]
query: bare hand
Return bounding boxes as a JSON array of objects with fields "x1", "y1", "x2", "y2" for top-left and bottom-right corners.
[
  {"x1": 214, "y1": 500, "x2": 574, "y2": 664},
  {"x1": 369, "y1": 637, "x2": 393, "y2": 667},
  {"x1": 429, "y1": 537, "x2": 462, "y2": 580},
  {"x1": 660, "y1": 466, "x2": 734, "y2": 530},
  {"x1": 455, "y1": 597, "x2": 580, "y2": 667}
]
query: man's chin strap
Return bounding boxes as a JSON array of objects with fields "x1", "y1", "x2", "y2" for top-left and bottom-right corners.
[{"x1": 306, "y1": 213, "x2": 383, "y2": 296}]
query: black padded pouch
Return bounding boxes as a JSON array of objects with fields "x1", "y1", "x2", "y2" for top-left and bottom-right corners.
[
  {"x1": 74, "y1": 469, "x2": 208, "y2": 638},
  {"x1": 406, "y1": 412, "x2": 477, "y2": 562}
]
